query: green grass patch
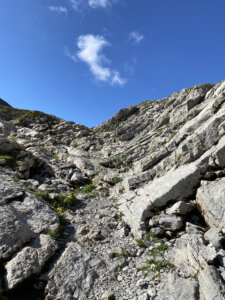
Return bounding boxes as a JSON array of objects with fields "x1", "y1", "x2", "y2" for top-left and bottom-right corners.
[
  {"x1": 33, "y1": 190, "x2": 52, "y2": 202},
  {"x1": 136, "y1": 239, "x2": 147, "y2": 248},
  {"x1": 52, "y1": 153, "x2": 59, "y2": 160},
  {"x1": 83, "y1": 184, "x2": 96, "y2": 193},
  {"x1": 99, "y1": 160, "x2": 122, "y2": 169},
  {"x1": 145, "y1": 232, "x2": 159, "y2": 243},
  {"x1": 47, "y1": 231, "x2": 58, "y2": 239},
  {"x1": 115, "y1": 212, "x2": 124, "y2": 219},
  {"x1": 57, "y1": 210, "x2": 67, "y2": 225},
  {"x1": 113, "y1": 177, "x2": 121, "y2": 184}
]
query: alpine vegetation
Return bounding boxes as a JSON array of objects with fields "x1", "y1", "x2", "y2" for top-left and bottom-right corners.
[{"x1": 1, "y1": 80, "x2": 225, "y2": 299}]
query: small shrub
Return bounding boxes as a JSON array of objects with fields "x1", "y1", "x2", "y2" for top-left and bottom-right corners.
[
  {"x1": 57, "y1": 209, "x2": 67, "y2": 225},
  {"x1": 113, "y1": 177, "x2": 121, "y2": 184},
  {"x1": 146, "y1": 232, "x2": 159, "y2": 243},
  {"x1": 99, "y1": 161, "x2": 114, "y2": 168},
  {"x1": 83, "y1": 184, "x2": 96, "y2": 193},
  {"x1": 0, "y1": 155, "x2": 17, "y2": 169},
  {"x1": 12, "y1": 177, "x2": 20, "y2": 184},
  {"x1": 150, "y1": 242, "x2": 168, "y2": 257},
  {"x1": 99, "y1": 160, "x2": 122, "y2": 169},
  {"x1": 115, "y1": 212, "x2": 124, "y2": 219},
  {"x1": 52, "y1": 153, "x2": 59, "y2": 160},
  {"x1": 156, "y1": 127, "x2": 164, "y2": 133},
  {"x1": 47, "y1": 231, "x2": 58, "y2": 239},
  {"x1": 58, "y1": 192, "x2": 77, "y2": 209},
  {"x1": 27, "y1": 186, "x2": 35, "y2": 192},
  {"x1": 146, "y1": 259, "x2": 164, "y2": 272},
  {"x1": 136, "y1": 239, "x2": 147, "y2": 248},
  {"x1": 112, "y1": 247, "x2": 133, "y2": 259},
  {"x1": 33, "y1": 190, "x2": 51, "y2": 202},
  {"x1": 156, "y1": 242, "x2": 168, "y2": 251}
]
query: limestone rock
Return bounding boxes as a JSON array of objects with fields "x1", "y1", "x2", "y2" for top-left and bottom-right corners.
[
  {"x1": 102, "y1": 291, "x2": 116, "y2": 300},
  {"x1": 204, "y1": 228, "x2": 224, "y2": 249},
  {"x1": 155, "y1": 272, "x2": 199, "y2": 300},
  {"x1": 70, "y1": 171, "x2": 87, "y2": 184},
  {"x1": 166, "y1": 201, "x2": 195, "y2": 215},
  {"x1": 0, "y1": 137, "x2": 22, "y2": 153},
  {"x1": 11, "y1": 192, "x2": 60, "y2": 234},
  {"x1": 166, "y1": 232, "x2": 217, "y2": 277},
  {"x1": 198, "y1": 266, "x2": 225, "y2": 300},
  {"x1": 45, "y1": 242, "x2": 105, "y2": 300},
  {"x1": 5, "y1": 234, "x2": 58, "y2": 289},
  {"x1": 0, "y1": 98, "x2": 11, "y2": 107},
  {"x1": 149, "y1": 214, "x2": 183, "y2": 231},
  {"x1": 119, "y1": 162, "x2": 202, "y2": 236},
  {"x1": 0, "y1": 120, "x2": 16, "y2": 138},
  {"x1": 0, "y1": 204, "x2": 34, "y2": 259},
  {"x1": 0, "y1": 173, "x2": 24, "y2": 204},
  {"x1": 1, "y1": 80, "x2": 225, "y2": 299},
  {"x1": 196, "y1": 178, "x2": 225, "y2": 229}
]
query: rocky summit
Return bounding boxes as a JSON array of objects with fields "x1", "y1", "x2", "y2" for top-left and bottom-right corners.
[{"x1": 1, "y1": 80, "x2": 225, "y2": 300}]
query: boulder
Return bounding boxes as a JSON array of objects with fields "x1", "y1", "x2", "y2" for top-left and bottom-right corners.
[
  {"x1": 11, "y1": 192, "x2": 59, "y2": 234},
  {"x1": 196, "y1": 178, "x2": 225, "y2": 229},
  {"x1": 166, "y1": 201, "x2": 195, "y2": 215},
  {"x1": 155, "y1": 272, "x2": 199, "y2": 300},
  {"x1": 204, "y1": 228, "x2": 224, "y2": 250},
  {"x1": 119, "y1": 161, "x2": 202, "y2": 236},
  {"x1": 0, "y1": 204, "x2": 34, "y2": 259},
  {"x1": 166, "y1": 232, "x2": 217, "y2": 277},
  {"x1": 0, "y1": 173, "x2": 24, "y2": 204},
  {"x1": 0, "y1": 138, "x2": 22, "y2": 153},
  {"x1": 149, "y1": 215, "x2": 183, "y2": 231},
  {"x1": 45, "y1": 242, "x2": 106, "y2": 300},
  {"x1": 5, "y1": 234, "x2": 58, "y2": 289},
  {"x1": 198, "y1": 266, "x2": 225, "y2": 300}
]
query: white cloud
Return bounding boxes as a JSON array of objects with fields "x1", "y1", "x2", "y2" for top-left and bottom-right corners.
[
  {"x1": 64, "y1": 47, "x2": 77, "y2": 62},
  {"x1": 88, "y1": 0, "x2": 110, "y2": 8},
  {"x1": 69, "y1": 0, "x2": 83, "y2": 11},
  {"x1": 48, "y1": 6, "x2": 68, "y2": 16},
  {"x1": 129, "y1": 31, "x2": 144, "y2": 44},
  {"x1": 73, "y1": 34, "x2": 125, "y2": 85},
  {"x1": 69, "y1": 0, "x2": 114, "y2": 10},
  {"x1": 111, "y1": 71, "x2": 126, "y2": 85}
]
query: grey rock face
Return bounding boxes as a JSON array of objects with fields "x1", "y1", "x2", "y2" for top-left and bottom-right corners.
[
  {"x1": 155, "y1": 272, "x2": 199, "y2": 300},
  {"x1": 5, "y1": 234, "x2": 58, "y2": 289},
  {"x1": 198, "y1": 266, "x2": 225, "y2": 300},
  {"x1": 0, "y1": 137, "x2": 22, "y2": 153},
  {"x1": 11, "y1": 192, "x2": 60, "y2": 234},
  {"x1": 0, "y1": 173, "x2": 24, "y2": 204},
  {"x1": 0, "y1": 204, "x2": 34, "y2": 259},
  {"x1": 149, "y1": 214, "x2": 183, "y2": 231},
  {"x1": 196, "y1": 178, "x2": 225, "y2": 229},
  {"x1": 45, "y1": 242, "x2": 105, "y2": 300},
  {"x1": 0, "y1": 98, "x2": 11, "y2": 107},
  {"x1": 1, "y1": 80, "x2": 225, "y2": 299},
  {"x1": 166, "y1": 231, "x2": 217, "y2": 277},
  {"x1": 0, "y1": 120, "x2": 16, "y2": 138},
  {"x1": 166, "y1": 201, "x2": 195, "y2": 215},
  {"x1": 204, "y1": 228, "x2": 224, "y2": 249},
  {"x1": 119, "y1": 162, "x2": 202, "y2": 236}
]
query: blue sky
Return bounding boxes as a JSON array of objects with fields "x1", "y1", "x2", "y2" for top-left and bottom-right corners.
[{"x1": 0, "y1": 0, "x2": 225, "y2": 127}]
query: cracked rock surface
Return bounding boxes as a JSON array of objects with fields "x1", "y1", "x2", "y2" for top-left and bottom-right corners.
[{"x1": 0, "y1": 80, "x2": 225, "y2": 299}]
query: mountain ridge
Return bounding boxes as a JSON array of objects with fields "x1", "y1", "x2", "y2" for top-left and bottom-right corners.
[{"x1": 0, "y1": 80, "x2": 225, "y2": 299}]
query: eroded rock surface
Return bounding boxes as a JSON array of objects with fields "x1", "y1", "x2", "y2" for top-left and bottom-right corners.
[{"x1": 1, "y1": 80, "x2": 225, "y2": 299}]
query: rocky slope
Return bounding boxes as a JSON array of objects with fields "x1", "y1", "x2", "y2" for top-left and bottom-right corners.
[{"x1": 1, "y1": 80, "x2": 225, "y2": 299}]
